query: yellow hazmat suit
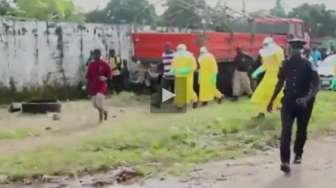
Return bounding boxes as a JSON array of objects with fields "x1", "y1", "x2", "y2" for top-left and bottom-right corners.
[
  {"x1": 251, "y1": 39, "x2": 284, "y2": 111},
  {"x1": 172, "y1": 45, "x2": 198, "y2": 107},
  {"x1": 198, "y1": 48, "x2": 223, "y2": 102}
]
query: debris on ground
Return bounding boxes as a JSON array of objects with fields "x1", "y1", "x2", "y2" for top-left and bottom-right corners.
[
  {"x1": 8, "y1": 103, "x2": 22, "y2": 113},
  {"x1": 90, "y1": 178, "x2": 114, "y2": 187},
  {"x1": 41, "y1": 175, "x2": 61, "y2": 183},
  {"x1": 8, "y1": 101, "x2": 62, "y2": 114},
  {"x1": 114, "y1": 167, "x2": 142, "y2": 184},
  {"x1": 53, "y1": 113, "x2": 61, "y2": 121},
  {"x1": 23, "y1": 178, "x2": 32, "y2": 185}
]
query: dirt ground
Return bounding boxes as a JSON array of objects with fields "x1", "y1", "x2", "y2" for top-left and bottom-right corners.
[
  {"x1": 2, "y1": 134, "x2": 336, "y2": 188},
  {"x1": 141, "y1": 136, "x2": 336, "y2": 188},
  {"x1": 0, "y1": 100, "x2": 143, "y2": 155},
  {"x1": 0, "y1": 98, "x2": 335, "y2": 188}
]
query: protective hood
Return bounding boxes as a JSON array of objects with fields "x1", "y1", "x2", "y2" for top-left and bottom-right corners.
[{"x1": 259, "y1": 37, "x2": 281, "y2": 58}]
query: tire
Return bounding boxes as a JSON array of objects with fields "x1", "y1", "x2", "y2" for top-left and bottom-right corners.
[{"x1": 22, "y1": 100, "x2": 61, "y2": 114}]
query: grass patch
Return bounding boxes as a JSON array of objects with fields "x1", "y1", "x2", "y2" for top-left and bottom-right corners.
[
  {"x1": 107, "y1": 92, "x2": 148, "y2": 107},
  {"x1": 0, "y1": 128, "x2": 42, "y2": 140},
  {"x1": 0, "y1": 91, "x2": 334, "y2": 180}
]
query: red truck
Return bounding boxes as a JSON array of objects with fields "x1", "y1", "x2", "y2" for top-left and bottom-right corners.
[
  {"x1": 133, "y1": 18, "x2": 307, "y2": 63},
  {"x1": 132, "y1": 17, "x2": 308, "y2": 96}
]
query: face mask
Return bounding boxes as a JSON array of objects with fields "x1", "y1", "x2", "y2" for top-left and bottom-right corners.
[{"x1": 263, "y1": 43, "x2": 269, "y2": 48}]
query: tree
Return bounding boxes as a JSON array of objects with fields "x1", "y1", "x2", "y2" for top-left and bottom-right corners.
[
  {"x1": 270, "y1": 0, "x2": 286, "y2": 17},
  {"x1": 289, "y1": 3, "x2": 336, "y2": 37},
  {"x1": 15, "y1": 0, "x2": 85, "y2": 21},
  {"x1": 162, "y1": 0, "x2": 208, "y2": 28},
  {"x1": 86, "y1": 0, "x2": 157, "y2": 24}
]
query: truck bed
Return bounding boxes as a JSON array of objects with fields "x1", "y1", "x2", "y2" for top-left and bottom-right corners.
[{"x1": 132, "y1": 32, "x2": 288, "y2": 63}]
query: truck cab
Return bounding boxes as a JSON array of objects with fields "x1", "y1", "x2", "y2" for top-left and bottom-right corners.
[{"x1": 252, "y1": 18, "x2": 307, "y2": 43}]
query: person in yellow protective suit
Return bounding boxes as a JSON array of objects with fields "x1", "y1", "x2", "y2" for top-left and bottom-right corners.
[
  {"x1": 171, "y1": 44, "x2": 199, "y2": 109},
  {"x1": 198, "y1": 47, "x2": 224, "y2": 106},
  {"x1": 251, "y1": 37, "x2": 285, "y2": 119}
]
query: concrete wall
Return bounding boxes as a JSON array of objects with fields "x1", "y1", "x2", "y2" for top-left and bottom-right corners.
[{"x1": 0, "y1": 19, "x2": 132, "y2": 90}]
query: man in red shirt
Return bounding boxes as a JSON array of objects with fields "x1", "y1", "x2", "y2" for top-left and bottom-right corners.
[{"x1": 87, "y1": 49, "x2": 112, "y2": 122}]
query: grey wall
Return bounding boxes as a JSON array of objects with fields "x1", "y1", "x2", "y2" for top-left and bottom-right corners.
[{"x1": 0, "y1": 19, "x2": 132, "y2": 90}]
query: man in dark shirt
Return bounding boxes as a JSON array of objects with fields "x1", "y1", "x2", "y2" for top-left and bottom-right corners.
[
  {"x1": 232, "y1": 48, "x2": 253, "y2": 101},
  {"x1": 267, "y1": 38, "x2": 320, "y2": 174}
]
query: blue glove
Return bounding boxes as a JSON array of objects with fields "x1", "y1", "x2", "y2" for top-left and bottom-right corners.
[{"x1": 252, "y1": 67, "x2": 265, "y2": 80}]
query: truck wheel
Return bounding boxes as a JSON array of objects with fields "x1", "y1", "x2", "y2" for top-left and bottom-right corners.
[{"x1": 22, "y1": 100, "x2": 61, "y2": 114}]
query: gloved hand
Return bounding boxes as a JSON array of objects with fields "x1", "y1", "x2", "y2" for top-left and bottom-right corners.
[
  {"x1": 211, "y1": 74, "x2": 218, "y2": 85},
  {"x1": 330, "y1": 78, "x2": 336, "y2": 90},
  {"x1": 99, "y1": 76, "x2": 108, "y2": 82},
  {"x1": 252, "y1": 67, "x2": 265, "y2": 80},
  {"x1": 178, "y1": 67, "x2": 192, "y2": 76}
]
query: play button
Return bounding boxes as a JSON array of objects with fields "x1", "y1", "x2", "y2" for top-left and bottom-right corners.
[
  {"x1": 162, "y1": 88, "x2": 176, "y2": 103},
  {"x1": 150, "y1": 77, "x2": 187, "y2": 113}
]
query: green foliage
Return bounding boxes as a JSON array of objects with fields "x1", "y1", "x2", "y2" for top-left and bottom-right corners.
[
  {"x1": 86, "y1": 0, "x2": 157, "y2": 24},
  {"x1": 162, "y1": 0, "x2": 207, "y2": 28},
  {"x1": 0, "y1": 0, "x2": 10, "y2": 15},
  {"x1": 270, "y1": 0, "x2": 286, "y2": 18},
  {"x1": 289, "y1": 3, "x2": 336, "y2": 37},
  {"x1": 321, "y1": 36, "x2": 336, "y2": 49},
  {"x1": 14, "y1": 0, "x2": 85, "y2": 21},
  {"x1": 0, "y1": 0, "x2": 18, "y2": 16}
]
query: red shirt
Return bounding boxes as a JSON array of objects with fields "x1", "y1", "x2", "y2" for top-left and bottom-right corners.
[{"x1": 87, "y1": 59, "x2": 112, "y2": 95}]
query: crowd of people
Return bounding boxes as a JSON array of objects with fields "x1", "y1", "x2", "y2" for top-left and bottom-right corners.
[
  {"x1": 155, "y1": 37, "x2": 286, "y2": 114},
  {"x1": 84, "y1": 37, "x2": 330, "y2": 122},
  {"x1": 85, "y1": 36, "x2": 330, "y2": 174}
]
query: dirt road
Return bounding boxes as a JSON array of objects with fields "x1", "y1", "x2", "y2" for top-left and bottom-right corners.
[
  {"x1": 122, "y1": 136, "x2": 336, "y2": 188},
  {"x1": 140, "y1": 136, "x2": 336, "y2": 188},
  {"x1": 3, "y1": 135, "x2": 336, "y2": 188}
]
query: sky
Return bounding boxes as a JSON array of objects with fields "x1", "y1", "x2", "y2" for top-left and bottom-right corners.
[{"x1": 74, "y1": 0, "x2": 336, "y2": 13}]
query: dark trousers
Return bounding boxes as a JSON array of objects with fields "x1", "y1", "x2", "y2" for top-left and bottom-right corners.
[
  {"x1": 109, "y1": 75, "x2": 123, "y2": 94},
  {"x1": 280, "y1": 99, "x2": 315, "y2": 163},
  {"x1": 162, "y1": 77, "x2": 174, "y2": 93}
]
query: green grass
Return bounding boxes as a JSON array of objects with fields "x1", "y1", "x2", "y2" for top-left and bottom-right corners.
[
  {"x1": 0, "y1": 91, "x2": 334, "y2": 181},
  {"x1": 0, "y1": 128, "x2": 43, "y2": 140},
  {"x1": 107, "y1": 92, "x2": 149, "y2": 107}
]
